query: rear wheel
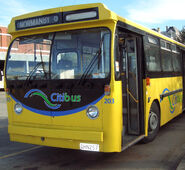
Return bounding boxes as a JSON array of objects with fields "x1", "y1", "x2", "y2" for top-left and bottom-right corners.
[{"x1": 142, "y1": 102, "x2": 160, "y2": 143}]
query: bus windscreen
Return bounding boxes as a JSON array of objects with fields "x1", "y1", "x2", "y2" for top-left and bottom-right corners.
[{"x1": 6, "y1": 28, "x2": 110, "y2": 81}]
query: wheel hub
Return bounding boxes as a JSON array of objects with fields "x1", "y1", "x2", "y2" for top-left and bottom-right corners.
[{"x1": 149, "y1": 111, "x2": 158, "y2": 130}]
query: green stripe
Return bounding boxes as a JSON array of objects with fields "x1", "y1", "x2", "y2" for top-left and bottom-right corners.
[
  {"x1": 168, "y1": 96, "x2": 174, "y2": 110},
  {"x1": 30, "y1": 92, "x2": 57, "y2": 107}
]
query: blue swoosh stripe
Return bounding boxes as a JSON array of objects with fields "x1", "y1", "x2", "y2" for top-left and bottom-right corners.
[
  {"x1": 44, "y1": 101, "x2": 61, "y2": 110},
  {"x1": 10, "y1": 94, "x2": 105, "y2": 116},
  {"x1": 160, "y1": 88, "x2": 170, "y2": 102},
  {"x1": 160, "y1": 88, "x2": 176, "y2": 114},
  {"x1": 170, "y1": 107, "x2": 175, "y2": 114},
  {"x1": 52, "y1": 95, "x2": 104, "y2": 116},
  {"x1": 24, "y1": 89, "x2": 47, "y2": 98}
]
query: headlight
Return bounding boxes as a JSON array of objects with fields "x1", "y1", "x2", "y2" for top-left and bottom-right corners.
[
  {"x1": 14, "y1": 103, "x2": 23, "y2": 114},
  {"x1": 86, "y1": 105, "x2": 99, "y2": 119}
]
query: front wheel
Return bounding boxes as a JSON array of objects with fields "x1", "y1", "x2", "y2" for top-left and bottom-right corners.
[{"x1": 142, "y1": 102, "x2": 160, "y2": 143}]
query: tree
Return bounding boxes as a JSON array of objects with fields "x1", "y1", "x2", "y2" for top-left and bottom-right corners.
[{"x1": 178, "y1": 27, "x2": 185, "y2": 44}]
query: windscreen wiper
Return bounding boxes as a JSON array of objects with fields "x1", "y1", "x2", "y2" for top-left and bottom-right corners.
[
  {"x1": 79, "y1": 49, "x2": 101, "y2": 82},
  {"x1": 24, "y1": 61, "x2": 44, "y2": 87},
  {"x1": 39, "y1": 48, "x2": 47, "y2": 79},
  {"x1": 74, "y1": 43, "x2": 104, "y2": 88},
  {"x1": 72, "y1": 49, "x2": 101, "y2": 89},
  {"x1": 24, "y1": 47, "x2": 48, "y2": 87},
  {"x1": 77, "y1": 34, "x2": 105, "y2": 86}
]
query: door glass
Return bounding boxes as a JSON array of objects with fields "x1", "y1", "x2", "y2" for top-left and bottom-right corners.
[{"x1": 127, "y1": 38, "x2": 140, "y2": 134}]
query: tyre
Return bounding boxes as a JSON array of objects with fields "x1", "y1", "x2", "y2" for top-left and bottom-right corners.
[{"x1": 142, "y1": 102, "x2": 160, "y2": 143}]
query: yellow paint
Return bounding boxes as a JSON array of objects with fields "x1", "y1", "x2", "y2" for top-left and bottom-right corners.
[
  {"x1": 144, "y1": 76, "x2": 183, "y2": 136},
  {"x1": 101, "y1": 23, "x2": 122, "y2": 152},
  {"x1": 6, "y1": 3, "x2": 185, "y2": 153},
  {"x1": 9, "y1": 125, "x2": 103, "y2": 142}
]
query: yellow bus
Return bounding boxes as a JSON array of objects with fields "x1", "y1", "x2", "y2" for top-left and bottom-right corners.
[{"x1": 5, "y1": 3, "x2": 185, "y2": 152}]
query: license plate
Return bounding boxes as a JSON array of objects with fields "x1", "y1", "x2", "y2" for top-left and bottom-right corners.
[{"x1": 80, "y1": 143, "x2": 99, "y2": 152}]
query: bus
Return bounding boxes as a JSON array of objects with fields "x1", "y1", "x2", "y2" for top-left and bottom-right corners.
[{"x1": 5, "y1": 3, "x2": 185, "y2": 152}]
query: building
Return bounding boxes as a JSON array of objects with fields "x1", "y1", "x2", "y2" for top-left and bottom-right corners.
[
  {"x1": 0, "y1": 26, "x2": 11, "y2": 60},
  {"x1": 0, "y1": 26, "x2": 11, "y2": 70},
  {"x1": 161, "y1": 26, "x2": 181, "y2": 41},
  {"x1": 152, "y1": 26, "x2": 181, "y2": 42},
  {"x1": 0, "y1": 26, "x2": 11, "y2": 89}
]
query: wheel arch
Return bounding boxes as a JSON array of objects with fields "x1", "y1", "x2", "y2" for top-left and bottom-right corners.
[{"x1": 142, "y1": 98, "x2": 161, "y2": 143}]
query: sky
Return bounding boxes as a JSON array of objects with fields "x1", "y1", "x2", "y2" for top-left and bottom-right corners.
[{"x1": 0, "y1": 0, "x2": 185, "y2": 31}]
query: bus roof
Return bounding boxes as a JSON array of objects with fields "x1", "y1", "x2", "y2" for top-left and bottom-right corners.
[
  {"x1": 8, "y1": 3, "x2": 117, "y2": 35},
  {"x1": 8, "y1": 3, "x2": 185, "y2": 48},
  {"x1": 117, "y1": 15, "x2": 185, "y2": 48}
]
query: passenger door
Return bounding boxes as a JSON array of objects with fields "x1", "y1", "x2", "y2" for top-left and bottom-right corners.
[
  {"x1": 125, "y1": 37, "x2": 140, "y2": 134},
  {"x1": 120, "y1": 34, "x2": 142, "y2": 135}
]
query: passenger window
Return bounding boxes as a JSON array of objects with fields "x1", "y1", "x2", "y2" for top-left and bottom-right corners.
[
  {"x1": 172, "y1": 47, "x2": 181, "y2": 72},
  {"x1": 160, "y1": 40, "x2": 165, "y2": 48},
  {"x1": 161, "y1": 50, "x2": 173, "y2": 72},
  {"x1": 166, "y1": 43, "x2": 171, "y2": 50},
  {"x1": 148, "y1": 36, "x2": 158, "y2": 45},
  {"x1": 144, "y1": 43, "x2": 161, "y2": 72},
  {"x1": 171, "y1": 45, "x2": 176, "y2": 52}
]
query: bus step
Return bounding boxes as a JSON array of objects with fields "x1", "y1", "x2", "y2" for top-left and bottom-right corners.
[{"x1": 122, "y1": 134, "x2": 145, "y2": 151}]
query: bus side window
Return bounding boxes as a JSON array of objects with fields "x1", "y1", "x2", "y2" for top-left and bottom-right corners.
[
  {"x1": 172, "y1": 46, "x2": 182, "y2": 72},
  {"x1": 145, "y1": 46, "x2": 161, "y2": 71},
  {"x1": 144, "y1": 35, "x2": 161, "y2": 72},
  {"x1": 161, "y1": 49, "x2": 173, "y2": 72}
]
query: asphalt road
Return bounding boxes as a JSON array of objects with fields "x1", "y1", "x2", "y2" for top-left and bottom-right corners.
[{"x1": 0, "y1": 91, "x2": 185, "y2": 170}]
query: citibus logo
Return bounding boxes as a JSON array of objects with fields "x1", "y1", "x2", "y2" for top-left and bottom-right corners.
[
  {"x1": 50, "y1": 93, "x2": 81, "y2": 103},
  {"x1": 161, "y1": 88, "x2": 182, "y2": 114},
  {"x1": 24, "y1": 89, "x2": 81, "y2": 110}
]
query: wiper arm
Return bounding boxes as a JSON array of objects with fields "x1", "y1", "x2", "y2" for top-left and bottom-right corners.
[
  {"x1": 74, "y1": 48, "x2": 101, "y2": 89},
  {"x1": 24, "y1": 47, "x2": 48, "y2": 87},
  {"x1": 40, "y1": 48, "x2": 47, "y2": 79},
  {"x1": 76, "y1": 35, "x2": 105, "y2": 87},
  {"x1": 24, "y1": 62, "x2": 43, "y2": 87},
  {"x1": 81, "y1": 50, "x2": 101, "y2": 80}
]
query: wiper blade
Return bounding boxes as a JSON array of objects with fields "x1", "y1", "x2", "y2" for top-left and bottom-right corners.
[
  {"x1": 24, "y1": 47, "x2": 48, "y2": 87},
  {"x1": 72, "y1": 50, "x2": 100, "y2": 89},
  {"x1": 39, "y1": 48, "x2": 47, "y2": 79},
  {"x1": 75, "y1": 37, "x2": 105, "y2": 88},
  {"x1": 80, "y1": 50, "x2": 101, "y2": 81},
  {"x1": 24, "y1": 62, "x2": 43, "y2": 87}
]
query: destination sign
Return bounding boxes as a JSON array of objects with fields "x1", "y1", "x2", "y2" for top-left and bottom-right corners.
[{"x1": 15, "y1": 13, "x2": 62, "y2": 30}]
